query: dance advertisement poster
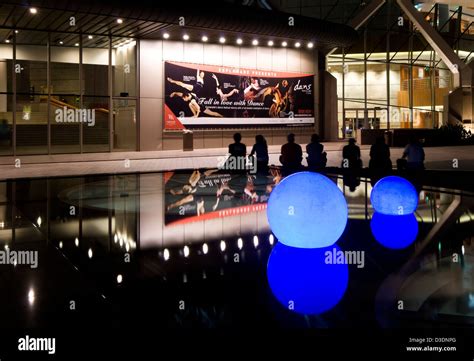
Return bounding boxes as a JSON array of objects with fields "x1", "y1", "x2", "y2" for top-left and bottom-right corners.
[
  {"x1": 164, "y1": 169, "x2": 282, "y2": 225},
  {"x1": 164, "y1": 61, "x2": 315, "y2": 129}
]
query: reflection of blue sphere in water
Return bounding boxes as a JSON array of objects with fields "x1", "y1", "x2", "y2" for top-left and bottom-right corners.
[
  {"x1": 267, "y1": 172, "x2": 348, "y2": 248},
  {"x1": 370, "y1": 212, "x2": 419, "y2": 249},
  {"x1": 370, "y1": 176, "x2": 418, "y2": 215},
  {"x1": 267, "y1": 243, "x2": 349, "y2": 315}
]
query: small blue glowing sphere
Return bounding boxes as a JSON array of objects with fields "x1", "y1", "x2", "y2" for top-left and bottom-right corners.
[
  {"x1": 371, "y1": 176, "x2": 418, "y2": 215},
  {"x1": 267, "y1": 172, "x2": 348, "y2": 248},
  {"x1": 370, "y1": 212, "x2": 419, "y2": 249},
  {"x1": 267, "y1": 242, "x2": 349, "y2": 315}
]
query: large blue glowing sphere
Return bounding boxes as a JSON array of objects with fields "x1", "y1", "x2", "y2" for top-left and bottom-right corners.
[
  {"x1": 267, "y1": 172, "x2": 348, "y2": 248},
  {"x1": 370, "y1": 212, "x2": 419, "y2": 249},
  {"x1": 370, "y1": 176, "x2": 418, "y2": 215},
  {"x1": 267, "y1": 243, "x2": 349, "y2": 315}
]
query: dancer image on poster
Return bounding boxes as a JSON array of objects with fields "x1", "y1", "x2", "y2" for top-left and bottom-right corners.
[
  {"x1": 166, "y1": 68, "x2": 205, "y2": 96},
  {"x1": 170, "y1": 92, "x2": 223, "y2": 117},
  {"x1": 211, "y1": 180, "x2": 236, "y2": 211},
  {"x1": 243, "y1": 77, "x2": 261, "y2": 100},
  {"x1": 212, "y1": 74, "x2": 239, "y2": 101}
]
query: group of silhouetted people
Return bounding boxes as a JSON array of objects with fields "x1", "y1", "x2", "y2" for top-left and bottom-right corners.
[{"x1": 226, "y1": 132, "x2": 425, "y2": 177}]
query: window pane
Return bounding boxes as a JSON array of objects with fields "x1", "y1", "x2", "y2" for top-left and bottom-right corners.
[
  {"x1": 113, "y1": 98, "x2": 136, "y2": 151},
  {"x1": 15, "y1": 31, "x2": 48, "y2": 155},
  {"x1": 83, "y1": 35, "x2": 109, "y2": 97},
  {"x1": 112, "y1": 39, "x2": 136, "y2": 97},
  {"x1": 0, "y1": 32, "x2": 13, "y2": 155},
  {"x1": 51, "y1": 34, "x2": 81, "y2": 153},
  {"x1": 83, "y1": 96, "x2": 109, "y2": 153}
]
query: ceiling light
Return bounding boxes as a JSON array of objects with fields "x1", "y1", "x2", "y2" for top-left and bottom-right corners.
[
  {"x1": 75, "y1": 43, "x2": 79, "y2": 47},
  {"x1": 5, "y1": 39, "x2": 10, "y2": 43},
  {"x1": 59, "y1": 41, "x2": 64, "y2": 45},
  {"x1": 295, "y1": 42, "x2": 301, "y2": 48},
  {"x1": 201, "y1": 35, "x2": 208, "y2": 42},
  {"x1": 183, "y1": 34, "x2": 190, "y2": 41},
  {"x1": 236, "y1": 38, "x2": 243, "y2": 45},
  {"x1": 307, "y1": 42, "x2": 314, "y2": 48},
  {"x1": 252, "y1": 39, "x2": 259, "y2": 46},
  {"x1": 219, "y1": 37, "x2": 226, "y2": 44},
  {"x1": 29, "y1": 8, "x2": 37, "y2": 14},
  {"x1": 267, "y1": 40, "x2": 274, "y2": 46},
  {"x1": 163, "y1": 33, "x2": 170, "y2": 39},
  {"x1": 116, "y1": 19, "x2": 123, "y2": 24},
  {"x1": 88, "y1": 35, "x2": 93, "y2": 39},
  {"x1": 281, "y1": 41, "x2": 287, "y2": 47}
]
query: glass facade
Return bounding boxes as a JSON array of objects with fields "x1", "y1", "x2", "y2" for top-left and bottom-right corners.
[{"x1": 0, "y1": 30, "x2": 137, "y2": 155}]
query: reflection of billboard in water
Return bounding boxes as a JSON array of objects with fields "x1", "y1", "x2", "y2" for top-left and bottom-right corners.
[
  {"x1": 164, "y1": 169, "x2": 282, "y2": 225},
  {"x1": 164, "y1": 61, "x2": 315, "y2": 129}
]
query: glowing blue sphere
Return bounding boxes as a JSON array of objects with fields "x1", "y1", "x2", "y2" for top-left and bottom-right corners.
[
  {"x1": 267, "y1": 242, "x2": 349, "y2": 315},
  {"x1": 370, "y1": 212, "x2": 419, "y2": 249},
  {"x1": 370, "y1": 176, "x2": 418, "y2": 215},
  {"x1": 267, "y1": 172, "x2": 348, "y2": 248}
]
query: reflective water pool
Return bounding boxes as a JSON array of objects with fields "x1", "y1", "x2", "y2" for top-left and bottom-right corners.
[{"x1": 0, "y1": 169, "x2": 472, "y2": 331}]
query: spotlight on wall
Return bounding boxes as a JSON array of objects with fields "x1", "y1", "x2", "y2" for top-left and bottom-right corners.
[
  {"x1": 219, "y1": 36, "x2": 226, "y2": 44},
  {"x1": 236, "y1": 38, "x2": 243, "y2": 45},
  {"x1": 183, "y1": 34, "x2": 190, "y2": 41},
  {"x1": 307, "y1": 42, "x2": 314, "y2": 49},
  {"x1": 252, "y1": 39, "x2": 259, "y2": 46},
  {"x1": 201, "y1": 35, "x2": 208, "y2": 42},
  {"x1": 281, "y1": 41, "x2": 288, "y2": 47},
  {"x1": 295, "y1": 42, "x2": 301, "y2": 48},
  {"x1": 163, "y1": 33, "x2": 170, "y2": 39},
  {"x1": 116, "y1": 18, "x2": 123, "y2": 24},
  {"x1": 88, "y1": 35, "x2": 93, "y2": 39},
  {"x1": 267, "y1": 40, "x2": 274, "y2": 46},
  {"x1": 29, "y1": 8, "x2": 37, "y2": 14}
]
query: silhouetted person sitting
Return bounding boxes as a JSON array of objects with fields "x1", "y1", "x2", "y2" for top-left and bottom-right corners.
[
  {"x1": 369, "y1": 136, "x2": 392, "y2": 171},
  {"x1": 227, "y1": 132, "x2": 247, "y2": 173},
  {"x1": 402, "y1": 136, "x2": 425, "y2": 170},
  {"x1": 342, "y1": 138, "x2": 362, "y2": 169},
  {"x1": 280, "y1": 133, "x2": 303, "y2": 175},
  {"x1": 306, "y1": 133, "x2": 326, "y2": 171},
  {"x1": 250, "y1": 134, "x2": 269, "y2": 173}
]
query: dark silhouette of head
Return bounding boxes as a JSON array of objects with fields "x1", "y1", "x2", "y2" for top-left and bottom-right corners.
[
  {"x1": 255, "y1": 134, "x2": 266, "y2": 145},
  {"x1": 375, "y1": 136, "x2": 385, "y2": 145},
  {"x1": 311, "y1": 133, "x2": 320, "y2": 143},
  {"x1": 409, "y1": 135, "x2": 419, "y2": 145},
  {"x1": 287, "y1": 133, "x2": 295, "y2": 143},
  {"x1": 233, "y1": 133, "x2": 242, "y2": 143},
  {"x1": 349, "y1": 138, "x2": 356, "y2": 145}
]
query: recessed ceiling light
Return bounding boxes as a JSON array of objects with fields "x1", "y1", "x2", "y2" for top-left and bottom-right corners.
[
  {"x1": 219, "y1": 36, "x2": 226, "y2": 44},
  {"x1": 281, "y1": 41, "x2": 287, "y2": 47},
  {"x1": 267, "y1": 40, "x2": 274, "y2": 46},
  {"x1": 29, "y1": 8, "x2": 37, "y2": 14},
  {"x1": 59, "y1": 41, "x2": 64, "y2": 45},
  {"x1": 163, "y1": 33, "x2": 170, "y2": 39},
  {"x1": 236, "y1": 38, "x2": 243, "y2": 45},
  {"x1": 201, "y1": 35, "x2": 208, "y2": 42},
  {"x1": 295, "y1": 42, "x2": 301, "y2": 48},
  {"x1": 88, "y1": 35, "x2": 93, "y2": 39},
  {"x1": 15, "y1": 30, "x2": 19, "y2": 34},
  {"x1": 183, "y1": 34, "x2": 189, "y2": 41},
  {"x1": 116, "y1": 18, "x2": 123, "y2": 24},
  {"x1": 307, "y1": 42, "x2": 314, "y2": 48},
  {"x1": 75, "y1": 43, "x2": 79, "y2": 47},
  {"x1": 252, "y1": 39, "x2": 259, "y2": 46},
  {"x1": 5, "y1": 39, "x2": 10, "y2": 43}
]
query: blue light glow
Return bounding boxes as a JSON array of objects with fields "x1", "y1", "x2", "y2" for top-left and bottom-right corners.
[
  {"x1": 267, "y1": 242, "x2": 349, "y2": 315},
  {"x1": 370, "y1": 176, "x2": 418, "y2": 215},
  {"x1": 267, "y1": 172, "x2": 348, "y2": 248},
  {"x1": 370, "y1": 212, "x2": 419, "y2": 249}
]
